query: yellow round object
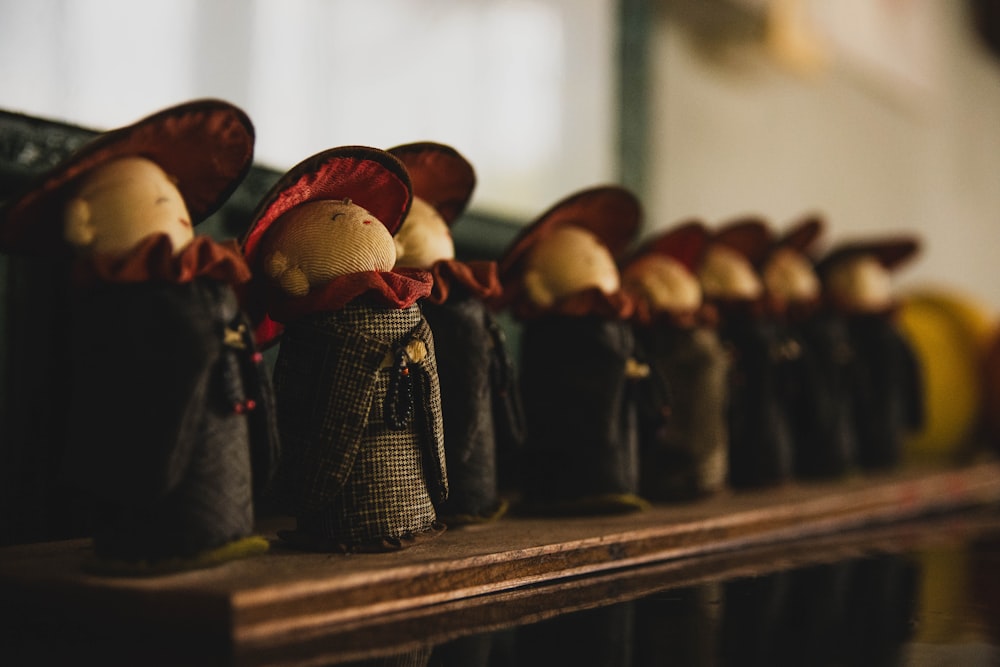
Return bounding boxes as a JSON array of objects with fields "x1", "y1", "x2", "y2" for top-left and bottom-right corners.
[{"x1": 896, "y1": 287, "x2": 998, "y2": 463}]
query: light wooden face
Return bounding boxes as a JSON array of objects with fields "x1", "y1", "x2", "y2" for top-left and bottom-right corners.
[
  {"x1": 65, "y1": 156, "x2": 194, "y2": 256},
  {"x1": 825, "y1": 254, "x2": 893, "y2": 311},
  {"x1": 697, "y1": 244, "x2": 763, "y2": 300},
  {"x1": 523, "y1": 226, "x2": 620, "y2": 307},
  {"x1": 763, "y1": 247, "x2": 820, "y2": 303},
  {"x1": 393, "y1": 197, "x2": 455, "y2": 269},
  {"x1": 622, "y1": 254, "x2": 702, "y2": 314},
  {"x1": 260, "y1": 199, "x2": 396, "y2": 296}
]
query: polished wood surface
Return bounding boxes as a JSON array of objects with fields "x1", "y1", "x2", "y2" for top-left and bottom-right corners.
[{"x1": 2, "y1": 460, "x2": 999, "y2": 665}]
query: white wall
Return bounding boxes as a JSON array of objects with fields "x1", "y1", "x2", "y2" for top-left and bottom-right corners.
[
  {"x1": 0, "y1": 0, "x2": 618, "y2": 221},
  {"x1": 645, "y1": 1, "x2": 1000, "y2": 309}
]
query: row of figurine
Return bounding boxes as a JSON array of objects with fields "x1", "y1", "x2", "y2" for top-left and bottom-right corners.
[{"x1": 0, "y1": 99, "x2": 922, "y2": 574}]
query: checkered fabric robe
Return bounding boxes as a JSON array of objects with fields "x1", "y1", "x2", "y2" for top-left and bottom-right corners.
[{"x1": 272, "y1": 302, "x2": 447, "y2": 548}]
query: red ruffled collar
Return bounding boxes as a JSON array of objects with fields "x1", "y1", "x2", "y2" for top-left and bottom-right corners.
[
  {"x1": 511, "y1": 287, "x2": 634, "y2": 321},
  {"x1": 427, "y1": 259, "x2": 502, "y2": 305},
  {"x1": 72, "y1": 234, "x2": 251, "y2": 289},
  {"x1": 266, "y1": 267, "x2": 433, "y2": 324}
]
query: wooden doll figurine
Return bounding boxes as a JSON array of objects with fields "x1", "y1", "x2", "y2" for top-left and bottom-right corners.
[
  {"x1": 498, "y1": 186, "x2": 648, "y2": 514},
  {"x1": 390, "y1": 142, "x2": 519, "y2": 525},
  {"x1": 241, "y1": 146, "x2": 448, "y2": 551},
  {"x1": 761, "y1": 215, "x2": 856, "y2": 479},
  {"x1": 816, "y1": 237, "x2": 924, "y2": 470},
  {"x1": 698, "y1": 217, "x2": 797, "y2": 489},
  {"x1": 621, "y1": 220, "x2": 730, "y2": 500},
  {"x1": 0, "y1": 100, "x2": 278, "y2": 573}
]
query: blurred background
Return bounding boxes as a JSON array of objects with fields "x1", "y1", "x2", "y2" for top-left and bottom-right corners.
[
  {"x1": 2, "y1": 0, "x2": 998, "y2": 305},
  {"x1": 3, "y1": 1, "x2": 1000, "y2": 515}
]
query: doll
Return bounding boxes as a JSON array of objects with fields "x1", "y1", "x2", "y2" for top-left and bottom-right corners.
[
  {"x1": 241, "y1": 145, "x2": 448, "y2": 551},
  {"x1": 761, "y1": 215, "x2": 856, "y2": 479},
  {"x1": 0, "y1": 100, "x2": 278, "y2": 573},
  {"x1": 390, "y1": 142, "x2": 520, "y2": 525},
  {"x1": 621, "y1": 220, "x2": 730, "y2": 500},
  {"x1": 498, "y1": 185, "x2": 648, "y2": 514},
  {"x1": 815, "y1": 237, "x2": 924, "y2": 470},
  {"x1": 697, "y1": 217, "x2": 797, "y2": 489}
]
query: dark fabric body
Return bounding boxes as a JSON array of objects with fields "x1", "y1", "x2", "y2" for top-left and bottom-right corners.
[
  {"x1": 423, "y1": 297, "x2": 503, "y2": 521},
  {"x1": 518, "y1": 316, "x2": 640, "y2": 505},
  {"x1": 64, "y1": 280, "x2": 262, "y2": 561},
  {"x1": 635, "y1": 325, "x2": 729, "y2": 500},
  {"x1": 272, "y1": 302, "x2": 447, "y2": 547},
  {"x1": 786, "y1": 312, "x2": 858, "y2": 478},
  {"x1": 718, "y1": 310, "x2": 796, "y2": 489},
  {"x1": 845, "y1": 313, "x2": 923, "y2": 469}
]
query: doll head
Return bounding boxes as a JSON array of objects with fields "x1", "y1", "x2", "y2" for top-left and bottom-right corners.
[
  {"x1": 698, "y1": 244, "x2": 764, "y2": 300},
  {"x1": 0, "y1": 100, "x2": 254, "y2": 257},
  {"x1": 818, "y1": 237, "x2": 920, "y2": 313},
  {"x1": 824, "y1": 254, "x2": 893, "y2": 312},
  {"x1": 698, "y1": 217, "x2": 770, "y2": 301},
  {"x1": 240, "y1": 146, "x2": 413, "y2": 347},
  {"x1": 622, "y1": 253, "x2": 702, "y2": 315},
  {"x1": 63, "y1": 156, "x2": 194, "y2": 257},
  {"x1": 522, "y1": 225, "x2": 620, "y2": 308},
  {"x1": 258, "y1": 198, "x2": 396, "y2": 297},
  {"x1": 388, "y1": 142, "x2": 475, "y2": 270},
  {"x1": 762, "y1": 246, "x2": 820, "y2": 303},
  {"x1": 393, "y1": 196, "x2": 455, "y2": 269},
  {"x1": 498, "y1": 186, "x2": 641, "y2": 313},
  {"x1": 761, "y1": 214, "x2": 824, "y2": 306},
  {"x1": 621, "y1": 220, "x2": 708, "y2": 318}
]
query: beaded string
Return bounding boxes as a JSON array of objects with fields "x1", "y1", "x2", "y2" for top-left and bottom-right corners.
[
  {"x1": 384, "y1": 347, "x2": 414, "y2": 430},
  {"x1": 221, "y1": 318, "x2": 265, "y2": 414}
]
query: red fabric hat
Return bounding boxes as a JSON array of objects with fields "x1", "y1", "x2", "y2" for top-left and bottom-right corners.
[
  {"x1": 816, "y1": 235, "x2": 921, "y2": 277},
  {"x1": 0, "y1": 99, "x2": 254, "y2": 255},
  {"x1": 239, "y1": 146, "x2": 413, "y2": 347},
  {"x1": 710, "y1": 216, "x2": 772, "y2": 266},
  {"x1": 623, "y1": 219, "x2": 709, "y2": 274},
  {"x1": 241, "y1": 145, "x2": 413, "y2": 273},
  {"x1": 775, "y1": 213, "x2": 824, "y2": 257},
  {"x1": 388, "y1": 142, "x2": 476, "y2": 225},
  {"x1": 499, "y1": 185, "x2": 642, "y2": 288}
]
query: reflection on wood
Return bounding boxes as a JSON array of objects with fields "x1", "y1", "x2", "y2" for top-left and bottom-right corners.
[{"x1": 1, "y1": 460, "x2": 999, "y2": 666}]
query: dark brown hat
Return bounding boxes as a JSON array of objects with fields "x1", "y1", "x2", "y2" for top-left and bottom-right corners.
[
  {"x1": 388, "y1": 142, "x2": 475, "y2": 225},
  {"x1": 623, "y1": 219, "x2": 709, "y2": 274},
  {"x1": 499, "y1": 185, "x2": 642, "y2": 287},
  {"x1": 774, "y1": 213, "x2": 824, "y2": 258},
  {"x1": 816, "y1": 235, "x2": 921, "y2": 277},
  {"x1": 710, "y1": 216, "x2": 772, "y2": 266},
  {"x1": 0, "y1": 99, "x2": 255, "y2": 255},
  {"x1": 240, "y1": 145, "x2": 413, "y2": 275}
]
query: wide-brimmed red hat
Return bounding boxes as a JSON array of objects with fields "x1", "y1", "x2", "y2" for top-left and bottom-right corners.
[
  {"x1": 0, "y1": 99, "x2": 254, "y2": 255},
  {"x1": 709, "y1": 216, "x2": 772, "y2": 266},
  {"x1": 388, "y1": 142, "x2": 475, "y2": 225},
  {"x1": 774, "y1": 213, "x2": 824, "y2": 258},
  {"x1": 241, "y1": 145, "x2": 412, "y2": 274},
  {"x1": 239, "y1": 146, "x2": 413, "y2": 347},
  {"x1": 499, "y1": 185, "x2": 641, "y2": 288},
  {"x1": 623, "y1": 219, "x2": 709, "y2": 274},
  {"x1": 816, "y1": 235, "x2": 921, "y2": 277}
]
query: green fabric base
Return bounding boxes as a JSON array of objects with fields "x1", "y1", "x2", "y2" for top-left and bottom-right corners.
[
  {"x1": 518, "y1": 493, "x2": 650, "y2": 517},
  {"x1": 438, "y1": 498, "x2": 510, "y2": 528},
  {"x1": 84, "y1": 535, "x2": 270, "y2": 576}
]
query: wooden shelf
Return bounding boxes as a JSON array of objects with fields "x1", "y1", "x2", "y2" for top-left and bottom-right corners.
[{"x1": 2, "y1": 460, "x2": 999, "y2": 665}]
